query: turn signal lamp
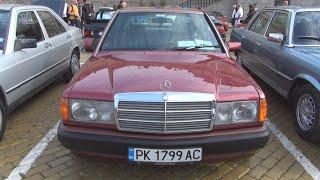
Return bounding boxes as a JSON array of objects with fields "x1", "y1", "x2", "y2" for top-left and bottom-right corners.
[
  {"x1": 259, "y1": 99, "x2": 267, "y2": 123},
  {"x1": 60, "y1": 98, "x2": 69, "y2": 122}
]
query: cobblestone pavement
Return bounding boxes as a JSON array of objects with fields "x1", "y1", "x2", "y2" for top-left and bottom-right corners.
[{"x1": 0, "y1": 51, "x2": 318, "y2": 179}]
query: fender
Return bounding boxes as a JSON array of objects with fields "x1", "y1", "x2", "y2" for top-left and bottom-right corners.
[
  {"x1": 294, "y1": 73, "x2": 320, "y2": 92},
  {"x1": 0, "y1": 84, "x2": 8, "y2": 108}
]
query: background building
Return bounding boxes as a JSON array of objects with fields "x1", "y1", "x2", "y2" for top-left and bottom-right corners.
[
  {"x1": 180, "y1": 0, "x2": 320, "y2": 20},
  {"x1": 2, "y1": 0, "x2": 320, "y2": 19}
]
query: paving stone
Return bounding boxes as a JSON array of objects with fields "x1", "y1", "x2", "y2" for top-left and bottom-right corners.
[
  {"x1": 282, "y1": 162, "x2": 304, "y2": 179},
  {"x1": 26, "y1": 164, "x2": 50, "y2": 177},
  {"x1": 239, "y1": 175, "x2": 255, "y2": 180},
  {"x1": 261, "y1": 158, "x2": 278, "y2": 169},
  {"x1": 48, "y1": 156, "x2": 72, "y2": 168},
  {"x1": 299, "y1": 172, "x2": 314, "y2": 180},
  {"x1": 221, "y1": 165, "x2": 250, "y2": 180},
  {"x1": 24, "y1": 174, "x2": 44, "y2": 180},
  {"x1": 255, "y1": 149, "x2": 273, "y2": 159},
  {"x1": 41, "y1": 164, "x2": 67, "y2": 177},
  {"x1": 241, "y1": 156, "x2": 263, "y2": 168},
  {"x1": 248, "y1": 165, "x2": 268, "y2": 179},
  {"x1": 270, "y1": 148, "x2": 288, "y2": 161},
  {"x1": 203, "y1": 163, "x2": 232, "y2": 179}
]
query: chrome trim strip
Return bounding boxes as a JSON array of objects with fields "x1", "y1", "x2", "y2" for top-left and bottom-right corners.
[
  {"x1": 119, "y1": 119, "x2": 212, "y2": 123},
  {"x1": 117, "y1": 128, "x2": 212, "y2": 135},
  {"x1": 117, "y1": 109, "x2": 212, "y2": 113},
  {"x1": 115, "y1": 92, "x2": 215, "y2": 102},
  {"x1": 6, "y1": 57, "x2": 68, "y2": 94}
]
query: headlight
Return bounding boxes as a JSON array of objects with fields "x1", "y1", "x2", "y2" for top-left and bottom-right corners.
[
  {"x1": 70, "y1": 99, "x2": 115, "y2": 124},
  {"x1": 215, "y1": 101, "x2": 257, "y2": 125}
]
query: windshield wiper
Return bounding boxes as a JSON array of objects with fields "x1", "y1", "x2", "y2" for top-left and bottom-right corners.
[
  {"x1": 169, "y1": 45, "x2": 217, "y2": 51},
  {"x1": 298, "y1": 36, "x2": 320, "y2": 41}
]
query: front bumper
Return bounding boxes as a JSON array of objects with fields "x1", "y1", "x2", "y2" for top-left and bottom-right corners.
[{"x1": 58, "y1": 122, "x2": 269, "y2": 162}]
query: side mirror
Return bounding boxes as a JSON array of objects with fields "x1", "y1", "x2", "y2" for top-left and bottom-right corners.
[
  {"x1": 228, "y1": 42, "x2": 241, "y2": 52},
  {"x1": 268, "y1": 33, "x2": 284, "y2": 44},
  {"x1": 14, "y1": 39, "x2": 37, "y2": 51}
]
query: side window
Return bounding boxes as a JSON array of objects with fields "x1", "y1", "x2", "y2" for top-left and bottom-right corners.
[
  {"x1": 37, "y1": 11, "x2": 65, "y2": 37},
  {"x1": 16, "y1": 11, "x2": 44, "y2": 42},
  {"x1": 266, "y1": 12, "x2": 289, "y2": 38},
  {"x1": 249, "y1": 11, "x2": 273, "y2": 35},
  {"x1": 54, "y1": 17, "x2": 67, "y2": 33}
]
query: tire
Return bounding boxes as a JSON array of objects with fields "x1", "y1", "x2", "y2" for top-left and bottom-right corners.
[
  {"x1": 64, "y1": 50, "x2": 80, "y2": 82},
  {"x1": 293, "y1": 84, "x2": 320, "y2": 143},
  {"x1": 0, "y1": 101, "x2": 6, "y2": 140}
]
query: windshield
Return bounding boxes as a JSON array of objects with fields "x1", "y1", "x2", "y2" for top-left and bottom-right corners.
[
  {"x1": 0, "y1": 10, "x2": 9, "y2": 51},
  {"x1": 96, "y1": 10, "x2": 115, "y2": 20},
  {"x1": 100, "y1": 12, "x2": 221, "y2": 52},
  {"x1": 293, "y1": 11, "x2": 320, "y2": 45}
]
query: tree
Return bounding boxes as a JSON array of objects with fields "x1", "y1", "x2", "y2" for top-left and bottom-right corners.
[
  {"x1": 138, "y1": 0, "x2": 144, "y2": 7},
  {"x1": 149, "y1": 0, "x2": 155, "y2": 7},
  {"x1": 160, "y1": 0, "x2": 166, "y2": 7}
]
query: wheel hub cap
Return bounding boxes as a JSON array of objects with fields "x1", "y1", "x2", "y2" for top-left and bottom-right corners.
[
  {"x1": 71, "y1": 54, "x2": 80, "y2": 75},
  {"x1": 297, "y1": 94, "x2": 316, "y2": 131}
]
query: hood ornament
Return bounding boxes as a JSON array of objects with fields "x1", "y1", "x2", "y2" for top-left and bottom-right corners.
[{"x1": 160, "y1": 80, "x2": 171, "y2": 101}]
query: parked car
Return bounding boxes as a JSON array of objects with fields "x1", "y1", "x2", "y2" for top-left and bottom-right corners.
[
  {"x1": 0, "y1": 5, "x2": 84, "y2": 140},
  {"x1": 209, "y1": 16, "x2": 226, "y2": 41},
  {"x1": 84, "y1": 7, "x2": 115, "y2": 51},
  {"x1": 58, "y1": 8, "x2": 269, "y2": 164},
  {"x1": 231, "y1": 7, "x2": 320, "y2": 143},
  {"x1": 206, "y1": 10, "x2": 229, "y2": 31}
]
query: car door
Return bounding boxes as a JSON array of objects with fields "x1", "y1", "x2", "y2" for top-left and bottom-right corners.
[
  {"x1": 37, "y1": 11, "x2": 73, "y2": 72},
  {"x1": 244, "y1": 11, "x2": 275, "y2": 81},
  {"x1": 260, "y1": 11, "x2": 291, "y2": 95},
  {"x1": 238, "y1": 11, "x2": 274, "y2": 72},
  {"x1": 6, "y1": 10, "x2": 53, "y2": 104}
]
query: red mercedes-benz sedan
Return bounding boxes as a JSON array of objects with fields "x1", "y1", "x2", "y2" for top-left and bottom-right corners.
[{"x1": 58, "y1": 8, "x2": 269, "y2": 164}]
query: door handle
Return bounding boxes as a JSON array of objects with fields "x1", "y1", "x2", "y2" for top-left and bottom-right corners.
[
  {"x1": 241, "y1": 35, "x2": 246, "y2": 39},
  {"x1": 67, "y1": 34, "x2": 72, "y2": 40},
  {"x1": 45, "y1": 42, "x2": 52, "y2": 48},
  {"x1": 256, "y1": 42, "x2": 262, "y2": 46}
]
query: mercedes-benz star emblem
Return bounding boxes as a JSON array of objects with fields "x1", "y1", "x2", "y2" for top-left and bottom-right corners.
[{"x1": 160, "y1": 80, "x2": 172, "y2": 92}]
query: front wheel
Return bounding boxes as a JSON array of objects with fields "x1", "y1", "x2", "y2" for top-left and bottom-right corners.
[
  {"x1": 294, "y1": 84, "x2": 320, "y2": 143},
  {"x1": 0, "y1": 101, "x2": 6, "y2": 140},
  {"x1": 64, "y1": 50, "x2": 80, "y2": 82}
]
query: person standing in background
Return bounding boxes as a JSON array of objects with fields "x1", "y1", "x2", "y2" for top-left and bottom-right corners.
[
  {"x1": 244, "y1": 4, "x2": 255, "y2": 24},
  {"x1": 62, "y1": 1, "x2": 69, "y2": 23},
  {"x1": 232, "y1": 3, "x2": 243, "y2": 27},
  {"x1": 283, "y1": 0, "x2": 289, "y2": 6},
  {"x1": 68, "y1": 0, "x2": 81, "y2": 27},
  {"x1": 82, "y1": 0, "x2": 95, "y2": 25},
  {"x1": 231, "y1": 5, "x2": 238, "y2": 27},
  {"x1": 253, "y1": 3, "x2": 259, "y2": 12},
  {"x1": 117, "y1": 0, "x2": 128, "y2": 10}
]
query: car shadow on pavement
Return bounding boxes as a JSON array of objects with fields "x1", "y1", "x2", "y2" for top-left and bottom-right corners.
[{"x1": 0, "y1": 80, "x2": 66, "y2": 179}]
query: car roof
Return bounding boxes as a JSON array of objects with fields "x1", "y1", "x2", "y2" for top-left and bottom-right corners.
[
  {"x1": 99, "y1": 7, "x2": 115, "y2": 11},
  {"x1": 0, "y1": 4, "x2": 51, "y2": 11},
  {"x1": 265, "y1": 6, "x2": 320, "y2": 12},
  {"x1": 119, "y1": 7, "x2": 203, "y2": 14}
]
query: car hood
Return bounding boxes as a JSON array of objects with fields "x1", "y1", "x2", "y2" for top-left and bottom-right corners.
[
  {"x1": 293, "y1": 46, "x2": 320, "y2": 60},
  {"x1": 67, "y1": 51, "x2": 260, "y2": 102}
]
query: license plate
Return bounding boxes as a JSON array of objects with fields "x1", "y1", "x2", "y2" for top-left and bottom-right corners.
[{"x1": 128, "y1": 147, "x2": 202, "y2": 163}]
